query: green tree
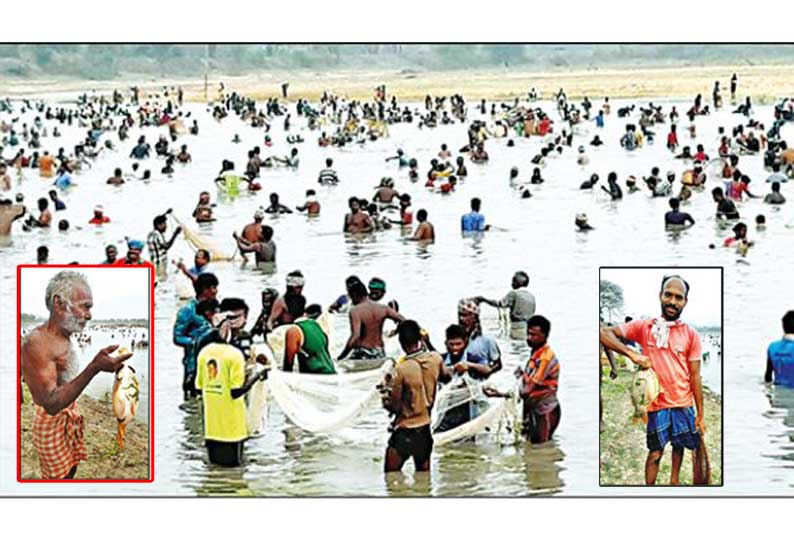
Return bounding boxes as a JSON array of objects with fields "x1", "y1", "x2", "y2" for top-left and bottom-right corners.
[{"x1": 600, "y1": 279, "x2": 624, "y2": 322}]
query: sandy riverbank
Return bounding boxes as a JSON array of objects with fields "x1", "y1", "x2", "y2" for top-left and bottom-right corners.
[
  {"x1": 19, "y1": 385, "x2": 150, "y2": 481},
  {"x1": 599, "y1": 368, "x2": 722, "y2": 487},
  {"x1": 2, "y1": 64, "x2": 794, "y2": 103}
]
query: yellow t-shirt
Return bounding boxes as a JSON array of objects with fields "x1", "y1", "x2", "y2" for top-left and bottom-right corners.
[{"x1": 195, "y1": 343, "x2": 247, "y2": 442}]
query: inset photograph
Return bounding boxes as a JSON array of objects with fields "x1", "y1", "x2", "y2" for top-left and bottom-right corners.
[
  {"x1": 599, "y1": 267, "x2": 722, "y2": 487},
  {"x1": 18, "y1": 265, "x2": 153, "y2": 481}
]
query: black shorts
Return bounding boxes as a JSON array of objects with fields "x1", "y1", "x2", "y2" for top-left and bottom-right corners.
[
  {"x1": 388, "y1": 425, "x2": 433, "y2": 464},
  {"x1": 206, "y1": 439, "x2": 244, "y2": 467}
]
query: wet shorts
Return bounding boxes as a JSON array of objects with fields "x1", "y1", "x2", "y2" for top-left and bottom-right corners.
[
  {"x1": 206, "y1": 439, "x2": 244, "y2": 467},
  {"x1": 350, "y1": 347, "x2": 386, "y2": 360},
  {"x1": 646, "y1": 407, "x2": 700, "y2": 451},
  {"x1": 388, "y1": 425, "x2": 433, "y2": 464}
]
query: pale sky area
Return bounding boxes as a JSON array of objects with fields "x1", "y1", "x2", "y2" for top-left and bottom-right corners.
[
  {"x1": 20, "y1": 267, "x2": 151, "y2": 321},
  {"x1": 601, "y1": 268, "x2": 721, "y2": 328}
]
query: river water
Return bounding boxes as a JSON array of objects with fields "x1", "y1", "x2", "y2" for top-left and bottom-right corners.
[{"x1": 1, "y1": 91, "x2": 793, "y2": 495}]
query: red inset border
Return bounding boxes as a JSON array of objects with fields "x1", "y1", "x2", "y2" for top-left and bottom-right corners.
[{"x1": 16, "y1": 264, "x2": 155, "y2": 483}]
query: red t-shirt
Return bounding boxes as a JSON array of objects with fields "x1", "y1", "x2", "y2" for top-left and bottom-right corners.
[
  {"x1": 112, "y1": 258, "x2": 149, "y2": 266},
  {"x1": 619, "y1": 318, "x2": 702, "y2": 411},
  {"x1": 88, "y1": 216, "x2": 110, "y2": 225}
]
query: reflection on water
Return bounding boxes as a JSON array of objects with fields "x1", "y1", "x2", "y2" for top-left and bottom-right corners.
[
  {"x1": 763, "y1": 386, "x2": 794, "y2": 467},
  {"x1": 2, "y1": 93, "x2": 794, "y2": 495}
]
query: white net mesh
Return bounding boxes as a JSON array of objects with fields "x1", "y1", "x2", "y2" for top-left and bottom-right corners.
[
  {"x1": 247, "y1": 332, "x2": 520, "y2": 446},
  {"x1": 170, "y1": 213, "x2": 236, "y2": 261}
]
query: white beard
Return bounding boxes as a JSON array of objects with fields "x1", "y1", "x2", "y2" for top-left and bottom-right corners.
[{"x1": 62, "y1": 308, "x2": 87, "y2": 334}]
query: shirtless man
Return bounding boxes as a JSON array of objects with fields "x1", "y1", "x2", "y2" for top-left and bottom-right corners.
[
  {"x1": 266, "y1": 271, "x2": 306, "y2": 331},
  {"x1": 338, "y1": 281, "x2": 404, "y2": 361},
  {"x1": 176, "y1": 145, "x2": 192, "y2": 163},
  {"x1": 233, "y1": 225, "x2": 276, "y2": 268},
  {"x1": 25, "y1": 198, "x2": 52, "y2": 229},
  {"x1": 106, "y1": 167, "x2": 125, "y2": 186},
  {"x1": 0, "y1": 162, "x2": 11, "y2": 191},
  {"x1": 241, "y1": 209, "x2": 265, "y2": 243},
  {"x1": 20, "y1": 271, "x2": 132, "y2": 479},
  {"x1": 343, "y1": 197, "x2": 374, "y2": 234},
  {"x1": 380, "y1": 319, "x2": 448, "y2": 473},
  {"x1": 372, "y1": 178, "x2": 400, "y2": 208},
  {"x1": 0, "y1": 199, "x2": 26, "y2": 235},
  {"x1": 409, "y1": 209, "x2": 435, "y2": 242}
]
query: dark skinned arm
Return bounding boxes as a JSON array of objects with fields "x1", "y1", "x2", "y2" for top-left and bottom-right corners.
[
  {"x1": 164, "y1": 227, "x2": 182, "y2": 250},
  {"x1": 176, "y1": 261, "x2": 198, "y2": 284},
  {"x1": 337, "y1": 310, "x2": 362, "y2": 360},
  {"x1": 454, "y1": 359, "x2": 501, "y2": 379},
  {"x1": 22, "y1": 342, "x2": 131, "y2": 416},
  {"x1": 602, "y1": 344, "x2": 618, "y2": 379},
  {"x1": 438, "y1": 363, "x2": 453, "y2": 385},
  {"x1": 765, "y1": 351, "x2": 774, "y2": 384},
  {"x1": 690, "y1": 360, "x2": 706, "y2": 434},
  {"x1": 232, "y1": 233, "x2": 256, "y2": 254},
  {"x1": 384, "y1": 306, "x2": 405, "y2": 323},
  {"x1": 283, "y1": 326, "x2": 301, "y2": 372},
  {"x1": 230, "y1": 369, "x2": 267, "y2": 399},
  {"x1": 599, "y1": 325, "x2": 651, "y2": 369},
  {"x1": 386, "y1": 370, "x2": 404, "y2": 415}
]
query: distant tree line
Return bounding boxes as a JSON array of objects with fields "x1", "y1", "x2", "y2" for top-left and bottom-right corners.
[{"x1": 1, "y1": 44, "x2": 794, "y2": 80}]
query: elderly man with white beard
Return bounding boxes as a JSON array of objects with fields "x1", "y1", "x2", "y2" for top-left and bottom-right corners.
[{"x1": 21, "y1": 270, "x2": 132, "y2": 479}]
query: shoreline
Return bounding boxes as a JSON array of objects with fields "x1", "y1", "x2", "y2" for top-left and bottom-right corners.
[
  {"x1": 2, "y1": 63, "x2": 794, "y2": 103},
  {"x1": 20, "y1": 385, "x2": 149, "y2": 481}
]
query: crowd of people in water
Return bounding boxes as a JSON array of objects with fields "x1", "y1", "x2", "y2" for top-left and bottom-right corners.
[{"x1": 4, "y1": 71, "x2": 794, "y2": 474}]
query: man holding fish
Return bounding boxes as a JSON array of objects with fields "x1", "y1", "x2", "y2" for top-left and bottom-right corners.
[
  {"x1": 20, "y1": 271, "x2": 133, "y2": 479},
  {"x1": 599, "y1": 275, "x2": 706, "y2": 485}
]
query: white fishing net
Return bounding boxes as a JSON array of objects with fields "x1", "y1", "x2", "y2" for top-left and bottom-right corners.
[
  {"x1": 246, "y1": 333, "x2": 521, "y2": 446},
  {"x1": 170, "y1": 214, "x2": 236, "y2": 261}
]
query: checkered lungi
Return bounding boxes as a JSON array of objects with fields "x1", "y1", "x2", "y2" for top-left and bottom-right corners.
[{"x1": 32, "y1": 402, "x2": 87, "y2": 479}]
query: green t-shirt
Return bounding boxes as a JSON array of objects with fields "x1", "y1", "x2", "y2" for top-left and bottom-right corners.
[
  {"x1": 295, "y1": 320, "x2": 336, "y2": 375},
  {"x1": 195, "y1": 342, "x2": 247, "y2": 442}
]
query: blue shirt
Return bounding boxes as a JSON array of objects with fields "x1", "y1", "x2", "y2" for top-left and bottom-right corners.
[
  {"x1": 188, "y1": 264, "x2": 210, "y2": 276},
  {"x1": 465, "y1": 333, "x2": 501, "y2": 372},
  {"x1": 461, "y1": 212, "x2": 486, "y2": 232},
  {"x1": 53, "y1": 173, "x2": 72, "y2": 189},
  {"x1": 173, "y1": 298, "x2": 213, "y2": 372},
  {"x1": 768, "y1": 337, "x2": 794, "y2": 387}
]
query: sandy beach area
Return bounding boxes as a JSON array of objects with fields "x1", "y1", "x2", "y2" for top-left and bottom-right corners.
[
  {"x1": 2, "y1": 64, "x2": 794, "y2": 103},
  {"x1": 19, "y1": 386, "x2": 150, "y2": 481}
]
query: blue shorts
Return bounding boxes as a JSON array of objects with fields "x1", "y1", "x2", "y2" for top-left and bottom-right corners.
[{"x1": 646, "y1": 407, "x2": 700, "y2": 451}]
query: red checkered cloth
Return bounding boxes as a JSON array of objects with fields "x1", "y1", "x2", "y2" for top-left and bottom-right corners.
[{"x1": 32, "y1": 402, "x2": 87, "y2": 479}]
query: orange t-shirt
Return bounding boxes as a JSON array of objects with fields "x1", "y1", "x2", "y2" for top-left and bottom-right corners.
[
  {"x1": 39, "y1": 155, "x2": 55, "y2": 177},
  {"x1": 619, "y1": 318, "x2": 702, "y2": 411}
]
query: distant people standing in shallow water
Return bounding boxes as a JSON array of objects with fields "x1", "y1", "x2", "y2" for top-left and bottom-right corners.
[{"x1": 766, "y1": 311, "x2": 794, "y2": 387}]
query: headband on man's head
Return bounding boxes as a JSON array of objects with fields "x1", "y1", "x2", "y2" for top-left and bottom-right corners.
[
  {"x1": 368, "y1": 278, "x2": 386, "y2": 291},
  {"x1": 458, "y1": 298, "x2": 480, "y2": 316},
  {"x1": 286, "y1": 273, "x2": 305, "y2": 288}
]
